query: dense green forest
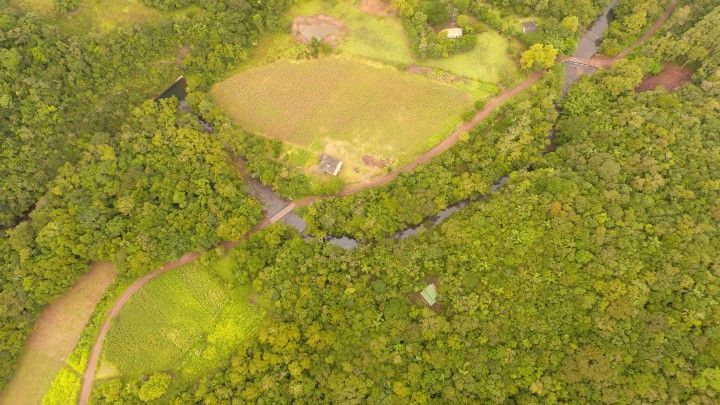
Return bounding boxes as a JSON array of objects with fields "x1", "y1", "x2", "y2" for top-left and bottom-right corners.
[
  {"x1": 2, "y1": 0, "x2": 719, "y2": 401},
  {"x1": 169, "y1": 52, "x2": 717, "y2": 405},
  {"x1": 0, "y1": 0, "x2": 298, "y2": 387},
  {"x1": 108, "y1": 63, "x2": 716, "y2": 403}
]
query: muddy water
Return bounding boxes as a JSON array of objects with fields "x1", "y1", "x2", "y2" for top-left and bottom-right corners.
[
  {"x1": 157, "y1": 76, "x2": 186, "y2": 102},
  {"x1": 563, "y1": 0, "x2": 618, "y2": 93}
]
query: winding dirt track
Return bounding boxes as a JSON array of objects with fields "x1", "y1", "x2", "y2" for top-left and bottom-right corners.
[
  {"x1": 76, "y1": 4, "x2": 679, "y2": 402},
  {"x1": 77, "y1": 254, "x2": 198, "y2": 405}
]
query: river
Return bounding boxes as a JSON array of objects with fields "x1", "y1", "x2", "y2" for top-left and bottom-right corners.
[{"x1": 563, "y1": 0, "x2": 618, "y2": 93}]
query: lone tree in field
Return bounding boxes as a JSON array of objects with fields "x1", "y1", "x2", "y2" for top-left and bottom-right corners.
[{"x1": 520, "y1": 43, "x2": 558, "y2": 70}]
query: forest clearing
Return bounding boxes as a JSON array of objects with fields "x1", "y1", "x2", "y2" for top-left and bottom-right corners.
[
  {"x1": 211, "y1": 0, "x2": 522, "y2": 182},
  {"x1": 211, "y1": 57, "x2": 476, "y2": 180}
]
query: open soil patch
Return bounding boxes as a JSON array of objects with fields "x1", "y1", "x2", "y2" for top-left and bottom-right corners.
[
  {"x1": 636, "y1": 64, "x2": 692, "y2": 92},
  {"x1": 363, "y1": 154, "x2": 389, "y2": 168},
  {"x1": 292, "y1": 15, "x2": 348, "y2": 46},
  {"x1": 407, "y1": 64, "x2": 432, "y2": 75},
  {"x1": 360, "y1": 0, "x2": 394, "y2": 16}
]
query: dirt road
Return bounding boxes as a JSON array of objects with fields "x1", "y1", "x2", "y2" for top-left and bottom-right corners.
[{"x1": 77, "y1": 254, "x2": 198, "y2": 405}]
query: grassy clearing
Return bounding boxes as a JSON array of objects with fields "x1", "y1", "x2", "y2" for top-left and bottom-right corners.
[
  {"x1": 7, "y1": 0, "x2": 197, "y2": 34},
  {"x1": 99, "y1": 263, "x2": 263, "y2": 381},
  {"x1": 290, "y1": 0, "x2": 414, "y2": 65},
  {"x1": 0, "y1": 263, "x2": 116, "y2": 405},
  {"x1": 211, "y1": 57, "x2": 475, "y2": 176},
  {"x1": 424, "y1": 31, "x2": 522, "y2": 87},
  {"x1": 287, "y1": 0, "x2": 521, "y2": 83},
  {"x1": 60, "y1": 0, "x2": 162, "y2": 33}
]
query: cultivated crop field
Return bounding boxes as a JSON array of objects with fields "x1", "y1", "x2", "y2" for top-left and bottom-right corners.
[
  {"x1": 99, "y1": 264, "x2": 263, "y2": 381},
  {"x1": 212, "y1": 57, "x2": 476, "y2": 172}
]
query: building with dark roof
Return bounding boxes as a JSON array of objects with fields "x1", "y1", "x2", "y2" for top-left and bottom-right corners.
[{"x1": 318, "y1": 154, "x2": 343, "y2": 176}]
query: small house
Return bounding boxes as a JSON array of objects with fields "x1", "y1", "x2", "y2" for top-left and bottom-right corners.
[
  {"x1": 420, "y1": 283, "x2": 438, "y2": 306},
  {"x1": 445, "y1": 27, "x2": 463, "y2": 39},
  {"x1": 318, "y1": 154, "x2": 343, "y2": 176},
  {"x1": 521, "y1": 21, "x2": 537, "y2": 34}
]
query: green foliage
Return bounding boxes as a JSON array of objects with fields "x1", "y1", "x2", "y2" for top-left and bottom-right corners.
[
  {"x1": 42, "y1": 367, "x2": 81, "y2": 405},
  {"x1": 395, "y1": 0, "x2": 479, "y2": 57},
  {"x1": 646, "y1": 4, "x2": 720, "y2": 77},
  {"x1": 176, "y1": 54, "x2": 720, "y2": 403},
  {"x1": 561, "y1": 15, "x2": 579, "y2": 33},
  {"x1": 138, "y1": 373, "x2": 171, "y2": 402},
  {"x1": 141, "y1": 0, "x2": 196, "y2": 10},
  {"x1": 520, "y1": 43, "x2": 558, "y2": 70},
  {"x1": 601, "y1": 0, "x2": 665, "y2": 55},
  {"x1": 54, "y1": 0, "x2": 80, "y2": 13},
  {"x1": 303, "y1": 69, "x2": 563, "y2": 241}
]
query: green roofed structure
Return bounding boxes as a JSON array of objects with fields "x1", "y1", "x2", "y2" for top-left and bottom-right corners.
[{"x1": 420, "y1": 283, "x2": 438, "y2": 306}]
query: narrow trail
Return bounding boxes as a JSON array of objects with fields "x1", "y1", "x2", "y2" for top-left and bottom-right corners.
[{"x1": 76, "y1": 3, "x2": 679, "y2": 402}]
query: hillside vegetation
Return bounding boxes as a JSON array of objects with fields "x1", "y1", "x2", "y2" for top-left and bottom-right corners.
[
  {"x1": 1, "y1": 0, "x2": 719, "y2": 403},
  {"x1": 170, "y1": 57, "x2": 720, "y2": 405}
]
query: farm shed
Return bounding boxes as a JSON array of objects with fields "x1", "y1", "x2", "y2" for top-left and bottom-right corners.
[
  {"x1": 445, "y1": 27, "x2": 463, "y2": 38},
  {"x1": 319, "y1": 154, "x2": 343, "y2": 176},
  {"x1": 521, "y1": 21, "x2": 537, "y2": 34},
  {"x1": 420, "y1": 283, "x2": 438, "y2": 306}
]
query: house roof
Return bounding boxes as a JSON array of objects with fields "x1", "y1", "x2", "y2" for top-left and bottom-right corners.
[
  {"x1": 319, "y1": 154, "x2": 343, "y2": 176},
  {"x1": 420, "y1": 283, "x2": 438, "y2": 306},
  {"x1": 446, "y1": 27, "x2": 463, "y2": 38},
  {"x1": 522, "y1": 21, "x2": 537, "y2": 33}
]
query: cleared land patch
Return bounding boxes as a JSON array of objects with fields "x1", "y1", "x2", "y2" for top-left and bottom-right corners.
[
  {"x1": 424, "y1": 31, "x2": 521, "y2": 87},
  {"x1": 292, "y1": 15, "x2": 348, "y2": 46},
  {"x1": 290, "y1": 0, "x2": 414, "y2": 65},
  {"x1": 636, "y1": 64, "x2": 692, "y2": 92},
  {"x1": 211, "y1": 57, "x2": 475, "y2": 174},
  {"x1": 0, "y1": 263, "x2": 116, "y2": 405},
  {"x1": 99, "y1": 264, "x2": 263, "y2": 383}
]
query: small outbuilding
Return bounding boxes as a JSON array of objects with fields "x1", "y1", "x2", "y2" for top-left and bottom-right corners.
[
  {"x1": 318, "y1": 153, "x2": 343, "y2": 176},
  {"x1": 521, "y1": 21, "x2": 537, "y2": 34},
  {"x1": 445, "y1": 27, "x2": 463, "y2": 39},
  {"x1": 420, "y1": 283, "x2": 438, "y2": 306}
]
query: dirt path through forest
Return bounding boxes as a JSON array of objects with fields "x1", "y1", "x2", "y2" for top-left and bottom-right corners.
[{"x1": 76, "y1": 3, "x2": 680, "y2": 401}]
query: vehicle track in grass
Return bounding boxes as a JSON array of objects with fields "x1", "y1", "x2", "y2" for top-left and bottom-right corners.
[{"x1": 76, "y1": 3, "x2": 680, "y2": 401}]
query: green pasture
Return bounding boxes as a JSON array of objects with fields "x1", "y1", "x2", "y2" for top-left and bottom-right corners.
[
  {"x1": 424, "y1": 31, "x2": 523, "y2": 87},
  {"x1": 286, "y1": 0, "x2": 521, "y2": 84},
  {"x1": 99, "y1": 263, "x2": 264, "y2": 381},
  {"x1": 8, "y1": 0, "x2": 198, "y2": 34},
  {"x1": 290, "y1": 0, "x2": 414, "y2": 65},
  {"x1": 211, "y1": 57, "x2": 476, "y2": 170}
]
